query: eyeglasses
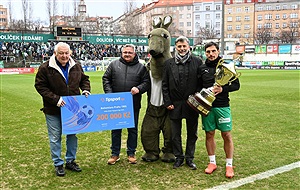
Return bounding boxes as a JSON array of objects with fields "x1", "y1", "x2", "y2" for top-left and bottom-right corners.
[
  {"x1": 206, "y1": 50, "x2": 217, "y2": 53},
  {"x1": 122, "y1": 51, "x2": 134, "y2": 54}
]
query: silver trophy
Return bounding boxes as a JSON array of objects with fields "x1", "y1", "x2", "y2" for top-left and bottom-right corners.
[{"x1": 187, "y1": 59, "x2": 241, "y2": 116}]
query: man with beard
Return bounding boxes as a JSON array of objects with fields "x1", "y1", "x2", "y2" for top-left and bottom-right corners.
[
  {"x1": 162, "y1": 36, "x2": 203, "y2": 170},
  {"x1": 199, "y1": 42, "x2": 240, "y2": 178}
]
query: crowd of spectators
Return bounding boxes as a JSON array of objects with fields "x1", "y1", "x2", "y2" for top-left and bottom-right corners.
[{"x1": 0, "y1": 41, "x2": 147, "y2": 67}]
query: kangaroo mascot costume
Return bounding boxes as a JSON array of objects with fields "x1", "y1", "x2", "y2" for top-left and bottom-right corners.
[{"x1": 141, "y1": 16, "x2": 175, "y2": 162}]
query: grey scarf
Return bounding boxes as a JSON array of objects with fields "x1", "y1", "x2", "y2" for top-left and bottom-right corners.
[{"x1": 175, "y1": 50, "x2": 191, "y2": 65}]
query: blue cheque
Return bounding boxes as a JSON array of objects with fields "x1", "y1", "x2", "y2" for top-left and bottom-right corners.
[{"x1": 61, "y1": 92, "x2": 134, "y2": 135}]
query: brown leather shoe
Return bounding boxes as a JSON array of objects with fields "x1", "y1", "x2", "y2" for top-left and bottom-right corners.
[
  {"x1": 128, "y1": 155, "x2": 137, "y2": 164},
  {"x1": 107, "y1": 156, "x2": 120, "y2": 165}
]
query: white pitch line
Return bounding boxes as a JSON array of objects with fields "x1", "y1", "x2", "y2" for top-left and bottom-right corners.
[{"x1": 206, "y1": 161, "x2": 300, "y2": 190}]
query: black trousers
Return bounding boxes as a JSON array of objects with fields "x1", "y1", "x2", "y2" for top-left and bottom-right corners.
[{"x1": 171, "y1": 117, "x2": 198, "y2": 161}]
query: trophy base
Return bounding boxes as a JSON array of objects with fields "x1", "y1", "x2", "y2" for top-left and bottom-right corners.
[{"x1": 187, "y1": 92, "x2": 213, "y2": 116}]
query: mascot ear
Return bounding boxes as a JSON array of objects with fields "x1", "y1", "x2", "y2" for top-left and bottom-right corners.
[
  {"x1": 152, "y1": 16, "x2": 162, "y2": 29},
  {"x1": 161, "y1": 15, "x2": 172, "y2": 30}
]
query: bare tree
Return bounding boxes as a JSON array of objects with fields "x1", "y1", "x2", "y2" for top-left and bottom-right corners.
[
  {"x1": 73, "y1": 0, "x2": 78, "y2": 17},
  {"x1": 8, "y1": 20, "x2": 24, "y2": 31},
  {"x1": 7, "y1": 0, "x2": 13, "y2": 29},
  {"x1": 167, "y1": 22, "x2": 181, "y2": 37},
  {"x1": 62, "y1": 2, "x2": 70, "y2": 17},
  {"x1": 21, "y1": 0, "x2": 29, "y2": 30},
  {"x1": 254, "y1": 27, "x2": 273, "y2": 44},
  {"x1": 121, "y1": 0, "x2": 143, "y2": 36},
  {"x1": 124, "y1": 0, "x2": 137, "y2": 14},
  {"x1": 30, "y1": 19, "x2": 43, "y2": 32},
  {"x1": 28, "y1": 2, "x2": 33, "y2": 26},
  {"x1": 73, "y1": 0, "x2": 80, "y2": 26},
  {"x1": 6, "y1": 0, "x2": 23, "y2": 32},
  {"x1": 122, "y1": 13, "x2": 143, "y2": 36},
  {"x1": 195, "y1": 26, "x2": 219, "y2": 44},
  {"x1": 10, "y1": 1, "x2": 41, "y2": 33},
  {"x1": 85, "y1": 19, "x2": 100, "y2": 34},
  {"x1": 277, "y1": 19, "x2": 300, "y2": 44},
  {"x1": 46, "y1": 0, "x2": 58, "y2": 33},
  {"x1": 61, "y1": 2, "x2": 71, "y2": 25},
  {"x1": 52, "y1": 0, "x2": 58, "y2": 24},
  {"x1": 98, "y1": 19, "x2": 105, "y2": 35},
  {"x1": 46, "y1": 0, "x2": 52, "y2": 29}
]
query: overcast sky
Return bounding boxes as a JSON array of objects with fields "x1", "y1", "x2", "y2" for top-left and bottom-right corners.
[{"x1": 2, "y1": 0, "x2": 153, "y2": 23}]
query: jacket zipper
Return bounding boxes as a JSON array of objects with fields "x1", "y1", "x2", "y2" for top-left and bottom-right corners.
[{"x1": 124, "y1": 64, "x2": 128, "y2": 91}]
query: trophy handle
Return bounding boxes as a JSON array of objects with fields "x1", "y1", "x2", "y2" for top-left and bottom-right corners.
[
  {"x1": 216, "y1": 58, "x2": 241, "y2": 85},
  {"x1": 228, "y1": 72, "x2": 241, "y2": 84},
  {"x1": 216, "y1": 59, "x2": 224, "y2": 68}
]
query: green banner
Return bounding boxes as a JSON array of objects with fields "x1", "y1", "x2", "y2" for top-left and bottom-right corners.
[
  {"x1": 83, "y1": 35, "x2": 194, "y2": 46},
  {"x1": 0, "y1": 32, "x2": 194, "y2": 46},
  {"x1": 0, "y1": 33, "x2": 54, "y2": 42},
  {"x1": 0, "y1": 61, "x2": 3, "y2": 68},
  {"x1": 262, "y1": 61, "x2": 284, "y2": 66},
  {"x1": 255, "y1": 45, "x2": 267, "y2": 54},
  {"x1": 84, "y1": 35, "x2": 148, "y2": 46}
]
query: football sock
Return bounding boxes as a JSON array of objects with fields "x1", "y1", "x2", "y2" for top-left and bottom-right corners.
[
  {"x1": 226, "y1": 158, "x2": 233, "y2": 167},
  {"x1": 209, "y1": 155, "x2": 216, "y2": 165}
]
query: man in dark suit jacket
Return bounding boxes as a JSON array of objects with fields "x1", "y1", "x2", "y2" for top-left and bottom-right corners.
[{"x1": 162, "y1": 36, "x2": 203, "y2": 170}]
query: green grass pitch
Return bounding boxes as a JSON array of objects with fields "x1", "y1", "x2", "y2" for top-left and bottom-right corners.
[{"x1": 1, "y1": 69, "x2": 299, "y2": 189}]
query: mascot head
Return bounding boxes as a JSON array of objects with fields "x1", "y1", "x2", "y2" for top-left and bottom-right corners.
[{"x1": 148, "y1": 15, "x2": 172, "y2": 79}]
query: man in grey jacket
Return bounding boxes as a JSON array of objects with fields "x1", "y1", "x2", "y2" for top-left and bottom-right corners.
[{"x1": 103, "y1": 44, "x2": 150, "y2": 165}]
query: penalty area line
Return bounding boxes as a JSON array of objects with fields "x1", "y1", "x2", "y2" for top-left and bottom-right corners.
[{"x1": 206, "y1": 161, "x2": 300, "y2": 190}]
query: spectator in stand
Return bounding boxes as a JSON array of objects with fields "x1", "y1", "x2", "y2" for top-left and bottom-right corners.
[{"x1": 1, "y1": 41, "x2": 147, "y2": 67}]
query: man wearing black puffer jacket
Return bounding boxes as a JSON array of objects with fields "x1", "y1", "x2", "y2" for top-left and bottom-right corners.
[
  {"x1": 199, "y1": 42, "x2": 240, "y2": 178},
  {"x1": 102, "y1": 44, "x2": 150, "y2": 165}
]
